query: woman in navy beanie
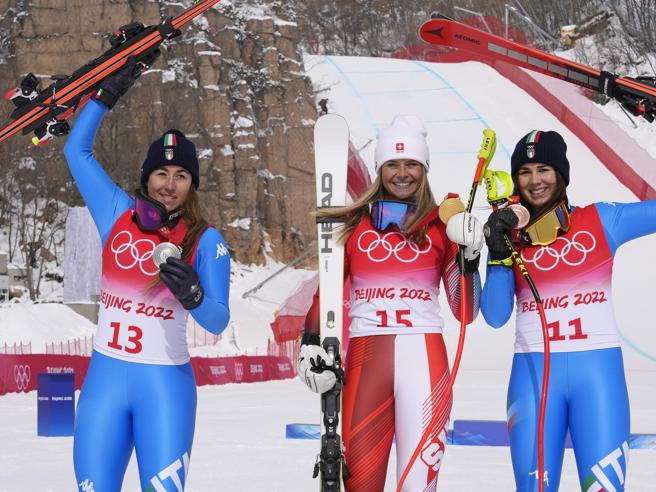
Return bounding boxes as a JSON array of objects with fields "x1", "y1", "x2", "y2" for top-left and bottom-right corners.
[
  {"x1": 480, "y1": 130, "x2": 656, "y2": 491},
  {"x1": 64, "y1": 58, "x2": 230, "y2": 491}
]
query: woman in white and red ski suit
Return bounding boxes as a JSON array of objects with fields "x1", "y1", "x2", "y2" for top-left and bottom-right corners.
[{"x1": 298, "y1": 115, "x2": 483, "y2": 491}]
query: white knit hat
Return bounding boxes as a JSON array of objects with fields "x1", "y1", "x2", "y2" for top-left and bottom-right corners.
[{"x1": 374, "y1": 115, "x2": 430, "y2": 173}]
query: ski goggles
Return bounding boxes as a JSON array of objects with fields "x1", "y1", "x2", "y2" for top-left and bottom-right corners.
[
  {"x1": 370, "y1": 200, "x2": 416, "y2": 231},
  {"x1": 522, "y1": 201, "x2": 571, "y2": 246},
  {"x1": 133, "y1": 188, "x2": 184, "y2": 231}
]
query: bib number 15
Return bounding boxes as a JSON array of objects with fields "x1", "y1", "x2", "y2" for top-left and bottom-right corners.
[
  {"x1": 376, "y1": 309, "x2": 413, "y2": 328},
  {"x1": 107, "y1": 321, "x2": 143, "y2": 354}
]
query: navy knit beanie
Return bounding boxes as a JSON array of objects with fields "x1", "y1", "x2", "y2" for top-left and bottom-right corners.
[
  {"x1": 141, "y1": 129, "x2": 199, "y2": 189},
  {"x1": 511, "y1": 130, "x2": 570, "y2": 185}
]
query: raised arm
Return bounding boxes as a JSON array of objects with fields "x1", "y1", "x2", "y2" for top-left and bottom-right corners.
[
  {"x1": 63, "y1": 99, "x2": 131, "y2": 246},
  {"x1": 596, "y1": 200, "x2": 656, "y2": 254},
  {"x1": 63, "y1": 57, "x2": 142, "y2": 245}
]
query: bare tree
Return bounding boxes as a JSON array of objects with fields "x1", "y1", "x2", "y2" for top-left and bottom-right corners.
[{"x1": 0, "y1": 157, "x2": 68, "y2": 300}]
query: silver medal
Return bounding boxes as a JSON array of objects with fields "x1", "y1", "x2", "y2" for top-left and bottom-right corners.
[{"x1": 153, "y1": 242, "x2": 182, "y2": 267}]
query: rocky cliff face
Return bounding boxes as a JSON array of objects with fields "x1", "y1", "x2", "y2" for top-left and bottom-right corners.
[{"x1": 0, "y1": 0, "x2": 317, "y2": 265}]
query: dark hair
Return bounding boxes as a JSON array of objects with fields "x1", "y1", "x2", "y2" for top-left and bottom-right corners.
[
  {"x1": 145, "y1": 187, "x2": 208, "y2": 292},
  {"x1": 180, "y1": 187, "x2": 209, "y2": 262},
  {"x1": 512, "y1": 171, "x2": 569, "y2": 220}
]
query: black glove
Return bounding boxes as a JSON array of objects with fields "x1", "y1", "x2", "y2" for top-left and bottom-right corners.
[
  {"x1": 159, "y1": 257, "x2": 204, "y2": 310},
  {"x1": 483, "y1": 208, "x2": 519, "y2": 263},
  {"x1": 94, "y1": 56, "x2": 141, "y2": 109},
  {"x1": 457, "y1": 249, "x2": 480, "y2": 274},
  {"x1": 301, "y1": 332, "x2": 321, "y2": 347}
]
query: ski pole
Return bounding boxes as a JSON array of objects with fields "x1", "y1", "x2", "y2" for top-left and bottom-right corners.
[
  {"x1": 485, "y1": 170, "x2": 550, "y2": 492},
  {"x1": 396, "y1": 129, "x2": 496, "y2": 492}
]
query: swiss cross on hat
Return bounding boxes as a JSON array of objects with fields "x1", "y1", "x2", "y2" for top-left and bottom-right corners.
[{"x1": 395, "y1": 142, "x2": 405, "y2": 152}]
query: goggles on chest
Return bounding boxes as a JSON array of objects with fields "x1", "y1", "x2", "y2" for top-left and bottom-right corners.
[
  {"x1": 521, "y1": 201, "x2": 571, "y2": 246},
  {"x1": 370, "y1": 200, "x2": 416, "y2": 231},
  {"x1": 133, "y1": 188, "x2": 183, "y2": 231}
]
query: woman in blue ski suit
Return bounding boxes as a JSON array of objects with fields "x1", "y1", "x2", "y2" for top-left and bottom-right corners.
[
  {"x1": 64, "y1": 59, "x2": 230, "y2": 491},
  {"x1": 481, "y1": 130, "x2": 654, "y2": 491}
]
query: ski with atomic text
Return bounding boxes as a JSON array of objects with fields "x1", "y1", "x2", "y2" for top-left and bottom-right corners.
[{"x1": 419, "y1": 13, "x2": 656, "y2": 122}]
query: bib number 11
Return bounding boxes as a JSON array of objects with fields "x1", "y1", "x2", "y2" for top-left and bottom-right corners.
[{"x1": 547, "y1": 317, "x2": 587, "y2": 342}]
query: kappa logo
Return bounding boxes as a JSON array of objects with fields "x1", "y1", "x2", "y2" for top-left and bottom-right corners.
[
  {"x1": 146, "y1": 452, "x2": 190, "y2": 492},
  {"x1": 216, "y1": 243, "x2": 228, "y2": 259},
  {"x1": 79, "y1": 479, "x2": 95, "y2": 492},
  {"x1": 14, "y1": 364, "x2": 31, "y2": 392},
  {"x1": 110, "y1": 230, "x2": 158, "y2": 276}
]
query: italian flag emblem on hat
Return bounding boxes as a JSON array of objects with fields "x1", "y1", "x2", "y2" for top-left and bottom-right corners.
[
  {"x1": 526, "y1": 130, "x2": 542, "y2": 143},
  {"x1": 164, "y1": 133, "x2": 177, "y2": 147}
]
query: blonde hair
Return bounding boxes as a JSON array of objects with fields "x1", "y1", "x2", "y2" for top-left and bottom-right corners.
[{"x1": 317, "y1": 166, "x2": 436, "y2": 244}]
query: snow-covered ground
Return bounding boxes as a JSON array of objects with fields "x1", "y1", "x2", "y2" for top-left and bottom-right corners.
[
  {"x1": 1, "y1": 376, "x2": 655, "y2": 491},
  {"x1": 1, "y1": 54, "x2": 655, "y2": 490},
  {"x1": 0, "y1": 303, "x2": 95, "y2": 353}
]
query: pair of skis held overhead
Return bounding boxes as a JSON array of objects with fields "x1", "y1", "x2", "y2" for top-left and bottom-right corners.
[
  {"x1": 1, "y1": 10, "x2": 654, "y2": 148},
  {"x1": 0, "y1": 0, "x2": 223, "y2": 146}
]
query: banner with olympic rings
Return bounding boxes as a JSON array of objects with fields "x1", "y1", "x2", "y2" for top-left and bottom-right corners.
[{"x1": 0, "y1": 354, "x2": 295, "y2": 396}]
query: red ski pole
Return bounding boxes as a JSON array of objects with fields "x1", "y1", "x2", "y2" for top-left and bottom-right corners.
[{"x1": 396, "y1": 129, "x2": 496, "y2": 491}]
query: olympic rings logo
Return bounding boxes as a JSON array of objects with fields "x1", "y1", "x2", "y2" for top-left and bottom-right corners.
[
  {"x1": 110, "y1": 231, "x2": 158, "y2": 276},
  {"x1": 521, "y1": 231, "x2": 596, "y2": 271},
  {"x1": 357, "y1": 230, "x2": 432, "y2": 263},
  {"x1": 14, "y1": 364, "x2": 31, "y2": 391}
]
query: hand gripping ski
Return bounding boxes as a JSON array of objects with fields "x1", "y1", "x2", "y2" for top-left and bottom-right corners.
[
  {"x1": 420, "y1": 13, "x2": 656, "y2": 122},
  {"x1": 1, "y1": 0, "x2": 222, "y2": 146},
  {"x1": 313, "y1": 113, "x2": 350, "y2": 491}
]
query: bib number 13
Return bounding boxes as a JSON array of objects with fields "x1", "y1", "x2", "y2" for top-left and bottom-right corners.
[{"x1": 107, "y1": 321, "x2": 143, "y2": 354}]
